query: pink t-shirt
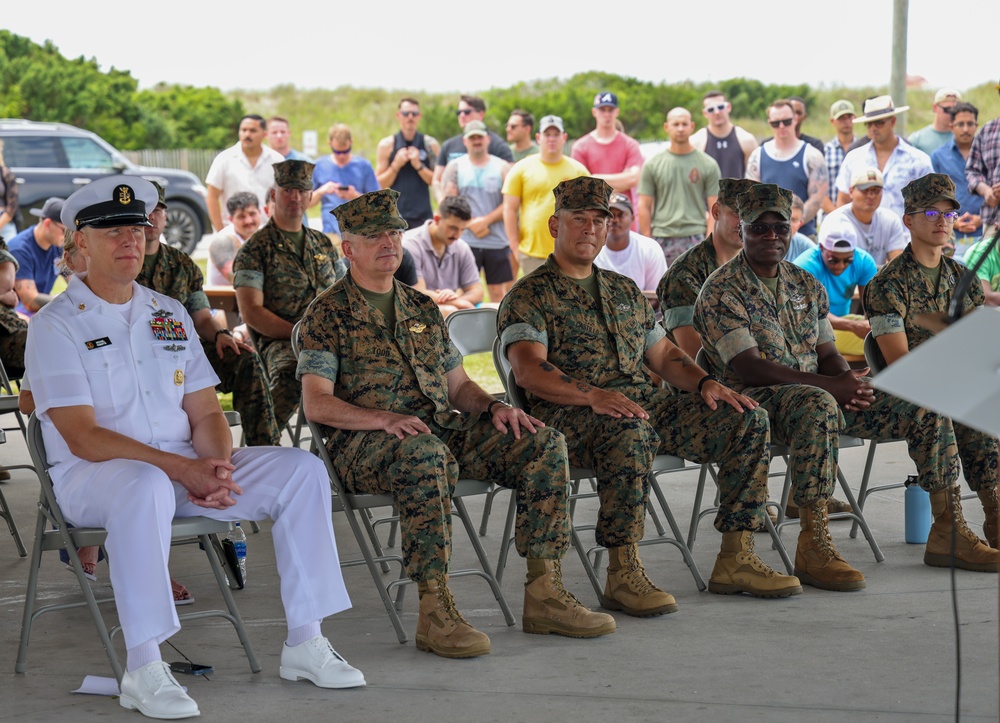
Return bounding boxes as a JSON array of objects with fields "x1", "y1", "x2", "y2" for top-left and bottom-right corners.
[{"x1": 572, "y1": 132, "x2": 644, "y2": 229}]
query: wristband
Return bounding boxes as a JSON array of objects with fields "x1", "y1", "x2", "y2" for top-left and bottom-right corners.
[
  {"x1": 487, "y1": 399, "x2": 508, "y2": 416},
  {"x1": 697, "y1": 374, "x2": 718, "y2": 393},
  {"x1": 215, "y1": 328, "x2": 233, "y2": 341}
]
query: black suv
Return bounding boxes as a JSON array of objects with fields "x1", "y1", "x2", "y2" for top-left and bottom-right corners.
[{"x1": 0, "y1": 119, "x2": 210, "y2": 254}]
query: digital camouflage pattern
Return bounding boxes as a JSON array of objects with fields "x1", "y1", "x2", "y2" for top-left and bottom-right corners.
[
  {"x1": 553, "y1": 177, "x2": 613, "y2": 215},
  {"x1": 332, "y1": 189, "x2": 409, "y2": 237},
  {"x1": 656, "y1": 235, "x2": 722, "y2": 341},
  {"x1": 0, "y1": 237, "x2": 27, "y2": 376},
  {"x1": 717, "y1": 178, "x2": 756, "y2": 209},
  {"x1": 737, "y1": 183, "x2": 792, "y2": 222},
  {"x1": 150, "y1": 181, "x2": 167, "y2": 208},
  {"x1": 901, "y1": 173, "x2": 960, "y2": 214},
  {"x1": 695, "y1": 251, "x2": 960, "y2": 501},
  {"x1": 273, "y1": 160, "x2": 316, "y2": 191},
  {"x1": 233, "y1": 217, "x2": 346, "y2": 427},
  {"x1": 137, "y1": 242, "x2": 280, "y2": 446},
  {"x1": 865, "y1": 245, "x2": 996, "y2": 491},
  {"x1": 297, "y1": 273, "x2": 571, "y2": 580},
  {"x1": 498, "y1": 257, "x2": 771, "y2": 539}
]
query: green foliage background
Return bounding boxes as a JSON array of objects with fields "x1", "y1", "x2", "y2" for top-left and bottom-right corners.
[{"x1": 3, "y1": 30, "x2": 999, "y2": 162}]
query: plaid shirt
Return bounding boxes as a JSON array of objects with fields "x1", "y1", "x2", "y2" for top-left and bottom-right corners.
[
  {"x1": 823, "y1": 137, "x2": 852, "y2": 203},
  {"x1": 966, "y1": 118, "x2": 1000, "y2": 228}
]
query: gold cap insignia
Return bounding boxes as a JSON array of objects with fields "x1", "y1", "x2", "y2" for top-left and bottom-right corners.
[{"x1": 116, "y1": 185, "x2": 133, "y2": 205}]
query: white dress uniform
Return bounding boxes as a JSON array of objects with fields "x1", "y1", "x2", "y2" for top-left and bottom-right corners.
[{"x1": 25, "y1": 274, "x2": 351, "y2": 650}]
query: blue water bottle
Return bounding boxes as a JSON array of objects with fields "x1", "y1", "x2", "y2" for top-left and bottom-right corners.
[{"x1": 904, "y1": 475, "x2": 931, "y2": 544}]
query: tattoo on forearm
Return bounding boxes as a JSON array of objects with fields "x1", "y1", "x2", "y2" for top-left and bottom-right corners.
[
  {"x1": 539, "y1": 361, "x2": 555, "y2": 372},
  {"x1": 669, "y1": 353, "x2": 695, "y2": 367},
  {"x1": 574, "y1": 381, "x2": 592, "y2": 393}
]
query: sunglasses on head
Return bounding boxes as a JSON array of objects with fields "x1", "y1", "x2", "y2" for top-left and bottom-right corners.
[{"x1": 768, "y1": 118, "x2": 794, "y2": 128}]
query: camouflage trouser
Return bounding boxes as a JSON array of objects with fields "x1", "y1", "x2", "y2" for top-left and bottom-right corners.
[
  {"x1": 332, "y1": 419, "x2": 570, "y2": 581},
  {"x1": 653, "y1": 234, "x2": 706, "y2": 266},
  {"x1": 258, "y1": 340, "x2": 299, "y2": 431},
  {"x1": 201, "y1": 342, "x2": 281, "y2": 446},
  {"x1": 0, "y1": 329, "x2": 26, "y2": 379},
  {"x1": 954, "y1": 422, "x2": 999, "y2": 492},
  {"x1": 745, "y1": 384, "x2": 960, "y2": 502},
  {"x1": 538, "y1": 391, "x2": 771, "y2": 546}
]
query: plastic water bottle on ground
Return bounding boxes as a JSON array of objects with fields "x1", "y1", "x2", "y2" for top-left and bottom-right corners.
[{"x1": 224, "y1": 522, "x2": 248, "y2": 588}]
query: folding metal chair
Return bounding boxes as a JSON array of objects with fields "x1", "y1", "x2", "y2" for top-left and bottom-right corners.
[
  {"x1": 16, "y1": 414, "x2": 261, "y2": 683},
  {"x1": 0, "y1": 360, "x2": 35, "y2": 556},
  {"x1": 496, "y1": 367, "x2": 706, "y2": 604},
  {"x1": 290, "y1": 319, "x2": 514, "y2": 644}
]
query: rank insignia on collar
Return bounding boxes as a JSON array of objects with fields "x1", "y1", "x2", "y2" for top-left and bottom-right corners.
[
  {"x1": 315, "y1": 254, "x2": 328, "y2": 262},
  {"x1": 78, "y1": 303, "x2": 86, "y2": 310},
  {"x1": 617, "y1": 303, "x2": 629, "y2": 312},
  {"x1": 410, "y1": 323, "x2": 427, "y2": 334}
]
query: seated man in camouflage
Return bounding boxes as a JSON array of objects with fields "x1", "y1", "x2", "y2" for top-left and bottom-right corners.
[
  {"x1": 0, "y1": 233, "x2": 26, "y2": 479},
  {"x1": 234, "y1": 160, "x2": 346, "y2": 432},
  {"x1": 138, "y1": 183, "x2": 280, "y2": 446},
  {"x1": 693, "y1": 183, "x2": 982, "y2": 590},
  {"x1": 865, "y1": 173, "x2": 998, "y2": 568},
  {"x1": 500, "y1": 177, "x2": 799, "y2": 614},
  {"x1": 297, "y1": 189, "x2": 615, "y2": 660}
]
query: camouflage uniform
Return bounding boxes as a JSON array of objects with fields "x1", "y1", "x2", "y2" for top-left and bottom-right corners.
[
  {"x1": 0, "y1": 237, "x2": 26, "y2": 378},
  {"x1": 656, "y1": 235, "x2": 722, "y2": 344},
  {"x1": 864, "y1": 174, "x2": 996, "y2": 493},
  {"x1": 656, "y1": 179, "x2": 755, "y2": 345},
  {"x1": 233, "y1": 211, "x2": 346, "y2": 429},
  {"x1": 694, "y1": 249, "x2": 959, "y2": 500},
  {"x1": 137, "y1": 243, "x2": 280, "y2": 446},
  {"x1": 499, "y1": 254, "x2": 772, "y2": 542},
  {"x1": 297, "y1": 273, "x2": 570, "y2": 581}
]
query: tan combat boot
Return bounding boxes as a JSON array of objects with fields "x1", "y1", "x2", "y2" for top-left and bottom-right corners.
[
  {"x1": 977, "y1": 486, "x2": 998, "y2": 549},
  {"x1": 602, "y1": 544, "x2": 678, "y2": 616},
  {"x1": 924, "y1": 486, "x2": 999, "y2": 573},
  {"x1": 523, "y1": 559, "x2": 616, "y2": 637},
  {"x1": 794, "y1": 501, "x2": 866, "y2": 591},
  {"x1": 708, "y1": 531, "x2": 802, "y2": 598},
  {"x1": 415, "y1": 576, "x2": 491, "y2": 658}
]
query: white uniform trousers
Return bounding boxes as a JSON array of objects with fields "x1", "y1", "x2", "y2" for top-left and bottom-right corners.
[{"x1": 51, "y1": 446, "x2": 349, "y2": 650}]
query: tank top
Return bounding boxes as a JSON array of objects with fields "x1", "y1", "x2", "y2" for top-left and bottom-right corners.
[
  {"x1": 390, "y1": 132, "x2": 433, "y2": 227},
  {"x1": 760, "y1": 141, "x2": 814, "y2": 236},
  {"x1": 703, "y1": 127, "x2": 745, "y2": 180}
]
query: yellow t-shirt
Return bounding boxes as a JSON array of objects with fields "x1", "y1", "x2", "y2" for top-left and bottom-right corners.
[{"x1": 502, "y1": 154, "x2": 589, "y2": 259}]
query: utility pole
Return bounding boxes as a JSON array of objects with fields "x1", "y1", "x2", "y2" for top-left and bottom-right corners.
[{"x1": 890, "y1": 0, "x2": 909, "y2": 135}]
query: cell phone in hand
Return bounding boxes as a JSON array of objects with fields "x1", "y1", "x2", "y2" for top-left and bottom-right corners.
[{"x1": 338, "y1": 184, "x2": 349, "y2": 191}]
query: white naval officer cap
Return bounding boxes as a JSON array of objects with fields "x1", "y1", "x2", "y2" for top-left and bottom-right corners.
[{"x1": 61, "y1": 175, "x2": 157, "y2": 230}]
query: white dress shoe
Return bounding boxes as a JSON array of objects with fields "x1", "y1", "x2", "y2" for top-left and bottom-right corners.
[
  {"x1": 119, "y1": 661, "x2": 200, "y2": 719},
  {"x1": 279, "y1": 636, "x2": 366, "y2": 689}
]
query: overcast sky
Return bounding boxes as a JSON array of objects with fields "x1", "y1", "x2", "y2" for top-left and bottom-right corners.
[{"x1": 4, "y1": 1, "x2": 996, "y2": 95}]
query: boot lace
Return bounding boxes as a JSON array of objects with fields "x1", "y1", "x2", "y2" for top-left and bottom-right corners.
[
  {"x1": 809, "y1": 505, "x2": 845, "y2": 562},
  {"x1": 622, "y1": 545, "x2": 662, "y2": 594},
  {"x1": 950, "y1": 486, "x2": 984, "y2": 544},
  {"x1": 550, "y1": 560, "x2": 586, "y2": 608},
  {"x1": 435, "y1": 581, "x2": 470, "y2": 626},
  {"x1": 741, "y1": 534, "x2": 779, "y2": 576}
]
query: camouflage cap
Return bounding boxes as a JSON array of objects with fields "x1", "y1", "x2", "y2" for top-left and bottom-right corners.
[
  {"x1": 901, "y1": 173, "x2": 960, "y2": 214},
  {"x1": 717, "y1": 178, "x2": 756, "y2": 210},
  {"x1": 553, "y1": 177, "x2": 613, "y2": 216},
  {"x1": 273, "y1": 160, "x2": 315, "y2": 190},
  {"x1": 333, "y1": 189, "x2": 409, "y2": 236},
  {"x1": 150, "y1": 181, "x2": 167, "y2": 209},
  {"x1": 736, "y1": 183, "x2": 792, "y2": 222}
]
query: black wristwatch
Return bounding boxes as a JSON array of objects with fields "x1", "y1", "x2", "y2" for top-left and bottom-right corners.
[
  {"x1": 215, "y1": 328, "x2": 233, "y2": 341},
  {"x1": 697, "y1": 374, "x2": 718, "y2": 393},
  {"x1": 487, "y1": 399, "x2": 508, "y2": 416}
]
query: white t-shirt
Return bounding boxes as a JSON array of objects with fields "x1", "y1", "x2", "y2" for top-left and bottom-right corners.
[
  {"x1": 594, "y1": 231, "x2": 668, "y2": 291},
  {"x1": 822, "y1": 205, "x2": 907, "y2": 265},
  {"x1": 205, "y1": 142, "x2": 285, "y2": 212}
]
